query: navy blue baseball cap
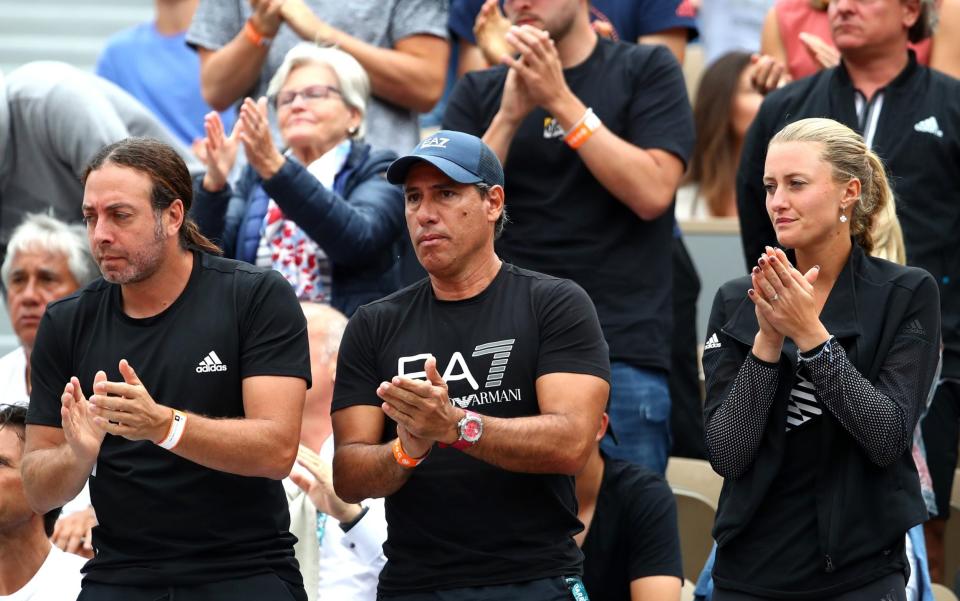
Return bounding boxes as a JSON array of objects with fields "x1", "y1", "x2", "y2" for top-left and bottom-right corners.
[{"x1": 386, "y1": 130, "x2": 505, "y2": 187}]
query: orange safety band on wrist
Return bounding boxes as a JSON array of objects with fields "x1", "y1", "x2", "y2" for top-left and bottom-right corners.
[
  {"x1": 244, "y1": 19, "x2": 271, "y2": 47},
  {"x1": 564, "y1": 108, "x2": 601, "y2": 150},
  {"x1": 392, "y1": 438, "x2": 429, "y2": 468}
]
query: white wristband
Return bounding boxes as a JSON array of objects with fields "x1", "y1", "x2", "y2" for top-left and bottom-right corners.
[{"x1": 157, "y1": 410, "x2": 187, "y2": 450}]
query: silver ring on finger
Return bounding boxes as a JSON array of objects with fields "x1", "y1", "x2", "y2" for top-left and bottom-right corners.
[{"x1": 771, "y1": 293, "x2": 779, "y2": 301}]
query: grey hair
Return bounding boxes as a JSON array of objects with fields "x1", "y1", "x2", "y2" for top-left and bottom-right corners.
[
  {"x1": 300, "y1": 302, "x2": 348, "y2": 362},
  {"x1": 475, "y1": 183, "x2": 509, "y2": 239},
  {"x1": 1, "y1": 213, "x2": 98, "y2": 289},
  {"x1": 911, "y1": 0, "x2": 938, "y2": 42},
  {"x1": 267, "y1": 43, "x2": 371, "y2": 140}
]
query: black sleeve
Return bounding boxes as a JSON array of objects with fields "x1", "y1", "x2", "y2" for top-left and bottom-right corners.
[
  {"x1": 27, "y1": 311, "x2": 71, "y2": 427},
  {"x1": 331, "y1": 306, "x2": 384, "y2": 412},
  {"x1": 535, "y1": 279, "x2": 610, "y2": 381},
  {"x1": 802, "y1": 276, "x2": 942, "y2": 467},
  {"x1": 735, "y1": 100, "x2": 779, "y2": 270},
  {"x1": 626, "y1": 475, "x2": 684, "y2": 580},
  {"x1": 625, "y1": 45, "x2": 695, "y2": 167},
  {"x1": 442, "y1": 73, "x2": 488, "y2": 137},
  {"x1": 238, "y1": 269, "x2": 312, "y2": 386},
  {"x1": 701, "y1": 288, "x2": 780, "y2": 479}
]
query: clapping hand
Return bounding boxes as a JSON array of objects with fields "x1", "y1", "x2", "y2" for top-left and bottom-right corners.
[
  {"x1": 799, "y1": 32, "x2": 840, "y2": 70},
  {"x1": 239, "y1": 97, "x2": 286, "y2": 181},
  {"x1": 377, "y1": 356, "x2": 461, "y2": 456},
  {"x1": 474, "y1": 0, "x2": 514, "y2": 66},
  {"x1": 61, "y1": 372, "x2": 107, "y2": 465},
  {"x1": 249, "y1": 0, "x2": 286, "y2": 38},
  {"x1": 280, "y1": 0, "x2": 335, "y2": 44},
  {"x1": 51, "y1": 505, "x2": 96, "y2": 559},
  {"x1": 748, "y1": 247, "x2": 830, "y2": 352},
  {"x1": 502, "y1": 25, "x2": 568, "y2": 112},
  {"x1": 87, "y1": 360, "x2": 173, "y2": 444},
  {"x1": 749, "y1": 54, "x2": 791, "y2": 95},
  {"x1": 289, "y1": 444, "x2": 362, "y2": 522},
  {"x1": 200, "y1": 112, "x2": 242, "y2": 192}
]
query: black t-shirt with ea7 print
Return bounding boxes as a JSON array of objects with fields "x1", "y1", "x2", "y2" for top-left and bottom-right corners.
[
  {"x1": 332, "y1": 263, "x2": 611, "y2": 594},
  {"x1": 26, "y1": 252, "x2": 312, "y2": 588}
]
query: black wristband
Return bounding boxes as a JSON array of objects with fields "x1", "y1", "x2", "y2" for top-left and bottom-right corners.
[{"x1": 339, "y1": 505, "x2": 369, "y2": 533}]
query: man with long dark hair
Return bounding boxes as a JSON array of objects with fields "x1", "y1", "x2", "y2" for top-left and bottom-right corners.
[{"x1": 21, "y1": 137, "x2": 312, "y2": 600}]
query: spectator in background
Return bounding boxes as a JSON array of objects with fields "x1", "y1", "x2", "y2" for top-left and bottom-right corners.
[
  {"x1": 450, "y1": 0, "x2": 697, "y2": 76},
  {"x1": 734, "y1": 0, "x2": 960, "y2": 580},
  {"x1": 186, "y1": 0, "x2": 449, "y2": 155},
  {"x1": 677, "y1": 51, "x2": 763, "y2": 220},
  {"x1": 444, "y1": 0, "x2": 695, "y2": 474},
  {"x1": 0, "y1": 62, "x2": 198, "y2": 251},
  {"x1": 192, "y1": 45, "x2": 405, "y2": 317},
  {"x1": 96, "y1": 0, "x2": 236, "y2": 147},
  {"x1": 751, "y1": 0, "x2": 960, "y2": 92},
  {"x1": 706, "y1": 118, "x2": 939, "y2": 600},
  {"x1": 0, "y1": 215, "x2": 98, "y2": 407},
  {"x1": 577, "y1": 413, "x2": 684, "y2": 601},
  {"x1": 0, "y1": 404, "x2": 85, "y2": 600},
  {"x1": 0, "y1": 216, "x2": 100, "y2": 563},
  {"x1": 286, "y1": 302, "x2": 386, "y2": 601}
]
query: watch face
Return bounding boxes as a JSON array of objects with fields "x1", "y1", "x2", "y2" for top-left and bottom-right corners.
[{"x1": 462, "y1": 416, "x2": 482, "y2": 442}]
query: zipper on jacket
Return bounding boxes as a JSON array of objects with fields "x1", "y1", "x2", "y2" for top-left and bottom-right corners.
[{"x1": 824, "y1": 555, "x2": 835, "y2": 573}]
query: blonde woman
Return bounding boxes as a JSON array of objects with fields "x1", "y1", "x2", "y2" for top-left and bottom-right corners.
[{"x1": 704, "y1": 118, "x2": 940, "y2": 600}]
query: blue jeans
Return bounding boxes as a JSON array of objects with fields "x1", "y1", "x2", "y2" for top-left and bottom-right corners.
[{"x1": 600, "y1": 362, "x2": 671, "y2": 474}]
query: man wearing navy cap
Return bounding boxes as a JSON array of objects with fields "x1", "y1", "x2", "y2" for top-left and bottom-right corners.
[{"x1": 331, "y1": 130, "x2": 611, "y2": 600}]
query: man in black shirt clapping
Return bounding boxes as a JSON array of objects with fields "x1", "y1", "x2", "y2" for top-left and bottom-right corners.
[{"x1": 332, "y1": 130, "x2": 611, "y2": 600}]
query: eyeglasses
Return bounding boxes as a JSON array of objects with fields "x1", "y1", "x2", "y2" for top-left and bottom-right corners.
[{"x1": 272, "y1": 85, "x2": 343, "y2": 109}]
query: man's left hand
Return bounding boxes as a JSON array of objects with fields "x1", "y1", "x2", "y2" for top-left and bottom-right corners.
[
  {"x1": 88, "y1": 359, "x2": 173, "y2": 443},
  {"x1": 503, "y1": 25, "x2": 570, "y2": 113},
  {"x1": 377, "y1": 356, "x2": 462, "y2": 444}
]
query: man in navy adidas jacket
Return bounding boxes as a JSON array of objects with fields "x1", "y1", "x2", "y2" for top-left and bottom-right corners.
[{"x1": 734, "y1": 0, "x2": 960, "y2": 581}]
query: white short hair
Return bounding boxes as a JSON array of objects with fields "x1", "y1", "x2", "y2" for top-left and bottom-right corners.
[
  {"x1": 267, "y1": 43, "x2": 371, "y2": 140},
  {"x1": 1, "y1": 213, "x2": 98, "y2": 289}
]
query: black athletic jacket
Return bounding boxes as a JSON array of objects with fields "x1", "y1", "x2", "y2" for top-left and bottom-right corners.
[
  {"x1": 703, "y1": 246, "x2": 940, "y2": 575},
  {"x1": 736, "y1": 52, "x2": 960, "y2": 378}
]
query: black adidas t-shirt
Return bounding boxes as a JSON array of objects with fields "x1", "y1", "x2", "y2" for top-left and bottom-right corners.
[
  {"x1": 27, "y1": 252, "x2": 312, "y2": 587},
  {"x1": 443, "y1": 38, "x2": 695, "y2": 371},
  {"x1": 332, "y1": 263, "x2": 611, "y2": 594}
]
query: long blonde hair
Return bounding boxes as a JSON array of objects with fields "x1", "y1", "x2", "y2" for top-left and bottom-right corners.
[{"x1": 770, "y1": 118, "x2": 895, "y2": 255}]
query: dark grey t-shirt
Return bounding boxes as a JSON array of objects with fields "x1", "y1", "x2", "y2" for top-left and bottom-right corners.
[{"x1": 187, "y1": 0, "x2": 448, "y2": 155}]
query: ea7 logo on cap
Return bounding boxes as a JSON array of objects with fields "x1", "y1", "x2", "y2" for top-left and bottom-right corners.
[{"x1": 420, "y1": 137, "x2": 449, "y2": 149}]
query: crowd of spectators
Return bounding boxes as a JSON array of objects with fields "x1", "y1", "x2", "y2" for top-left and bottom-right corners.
[{"x1": 1, "y1": 0, "x2": 959, "y2": 600}]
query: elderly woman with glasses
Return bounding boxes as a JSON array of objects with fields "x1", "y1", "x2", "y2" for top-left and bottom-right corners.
[{"x1": 193, "y1": 43, "x2": 405, "y2": 316}]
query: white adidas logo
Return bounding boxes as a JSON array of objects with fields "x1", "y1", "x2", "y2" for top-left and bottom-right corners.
[
  {"x1": 704, "y1": 333, "x2": 721, "y2": 350},
  {"x1": 914, "y1": 116, "x2": 943, "y2": 138},
  {"x1": 196, "y1": 351, "x2": 228, "y2": 373}
]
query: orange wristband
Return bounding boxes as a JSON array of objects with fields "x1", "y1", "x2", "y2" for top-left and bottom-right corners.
[
  {"x1": 244, "y1": 19, "x2": 271, "y2": 48},
  {"x1": 564, "y1": 108, "x2": 602, "y2": 149},
  {"x1": 392, "y1": 438, "x2": 429, "y2": 469}
]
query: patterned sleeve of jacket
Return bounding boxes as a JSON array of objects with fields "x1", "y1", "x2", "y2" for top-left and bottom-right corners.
[
  {"x1": 801, "y1": 275, "x2": 941, "y2": 467},
  {"x1": 702, "y1": 286, "x2": 781, "y2": 479}
]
